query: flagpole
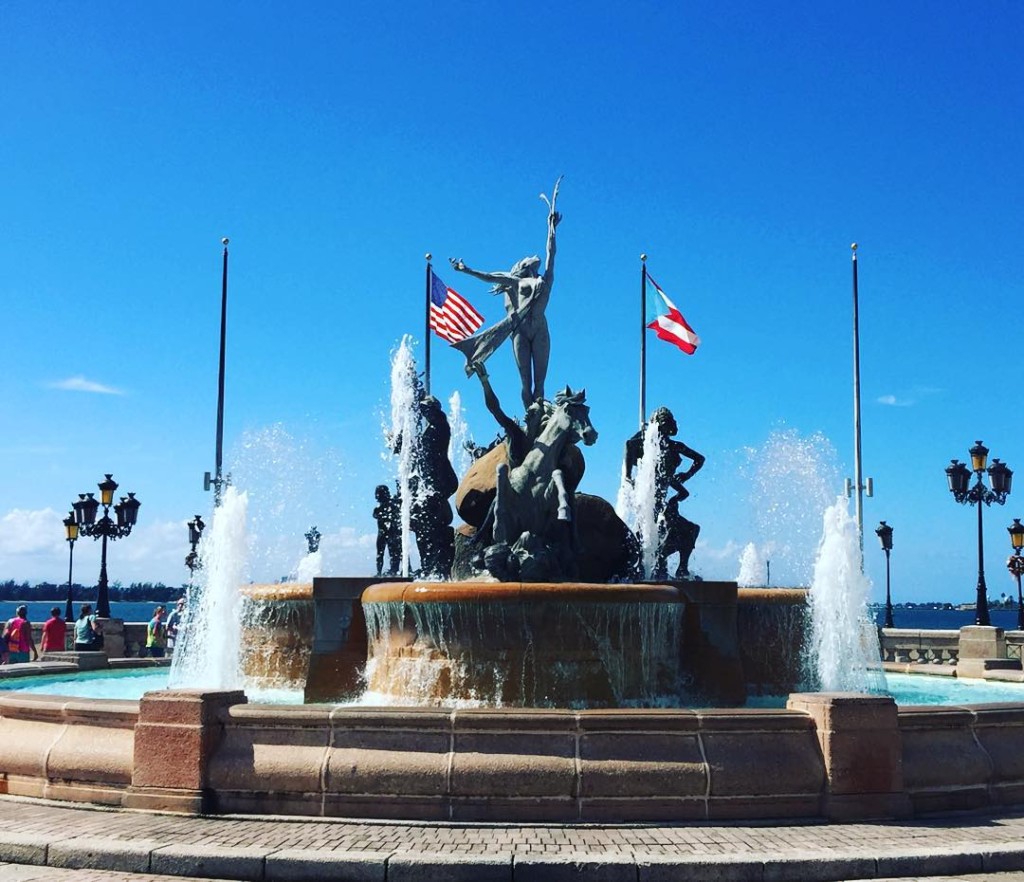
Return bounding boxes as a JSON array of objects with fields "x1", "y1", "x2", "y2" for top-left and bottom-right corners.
[
  {"x1": 851, "y1": 242, "x2": 865, "y2": 552},
  {"x1": 213, "y1": 237, "x2": 229, "y2": 506},
  {"x1": 424, "y1": 253, "x2": 432, "y2": 396},
  {"x1": 639, "y1": 253, "x2": 648, "y2": 429}
]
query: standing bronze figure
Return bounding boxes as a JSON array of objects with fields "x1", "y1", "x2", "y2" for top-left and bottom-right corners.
[{"x1": 449, "y1": 177, "x2": 562, "y2": 410}]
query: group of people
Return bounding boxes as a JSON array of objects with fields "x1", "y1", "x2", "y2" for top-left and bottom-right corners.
[
  {"x1": 1, "y1": 597, "x2": 187, "y2": 663},
  {"x1": 143, "y1": 598, "x2": 186, "y2": 658}
]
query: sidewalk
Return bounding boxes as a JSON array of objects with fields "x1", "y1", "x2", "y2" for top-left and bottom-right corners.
[{"x1": 3, "y1": 796, "x2": 1024, "y2": 881}]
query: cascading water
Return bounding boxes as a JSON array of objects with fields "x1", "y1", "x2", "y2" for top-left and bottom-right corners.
[
  {"x1": 805, "y1": 496, "x2": 886, "y2": 693},
  {"x1": 615, "y1": 419, "x2": 663, "y2": 578},
  {"x1": 388, "y1": 335, "x2": 420, "y2": 576},
  {"x1": 169, "y1": 485, "x2": 248, "y2": 689}
]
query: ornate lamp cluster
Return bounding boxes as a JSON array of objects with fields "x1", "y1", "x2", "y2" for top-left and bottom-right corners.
[
  {"x1": 62, "y1": 511, "x2": 79, "y2": 620},
  {"x1": 875, "y1": 520, "x2": 894, "y2": 629},
  {"x1": 1008, "y1": 518, "x2": 1024, "y2": 631},
  {"x1": 185, "y1": 515, "x2": 205, "y2": 584},
  {"x1": 944, "y1": 441, "x2": 1013, "y2": 626},
  {"x1": 70, "y1": 474, "x2": 141, "y2": 619}
]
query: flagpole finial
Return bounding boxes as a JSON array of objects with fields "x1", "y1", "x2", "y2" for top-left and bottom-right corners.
[
  {"x1": 850, "y1": 242, "x2": 858, "y2": 254},
  {"x1": 425, "y1": 252, "x2": 432, "y2": 262},
  {"x1": 221, "y1": 237, "x2": 229, "y2": 247},
  {"x1": 640, "y1": 253, "x2": 647, "y2": 262}
]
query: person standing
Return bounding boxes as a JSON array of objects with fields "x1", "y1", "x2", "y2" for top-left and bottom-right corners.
[
  {"x1": 146, "y1": 605, "x2": 167, "y2": 658},
  {"x1": 40, "y1": 607, "x2": 67, "y2": 654},
  {"x1": 4, "y1": 605, "x2": 38, "y2": 664},
  {"x1": 165, "y1": 598, "x2": 185, "y2": 654},
  {"x1": 74, "y1": 603, "x2": 102, "y2": 652}
]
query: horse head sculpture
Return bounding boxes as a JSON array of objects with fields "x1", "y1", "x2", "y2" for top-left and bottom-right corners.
[{"x1": 552, "y1": 386, "x2": 598, "y2": 448}]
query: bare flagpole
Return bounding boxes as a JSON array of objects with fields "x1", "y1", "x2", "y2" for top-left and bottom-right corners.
[
  {"x1": 424, "y1": 253, "x2": 433, "y2": 396},
  {"x1": 639, "y1": 253, "x2": 648, "y2": 429},
  {"x1": 204, "y1": 236, "x2": 229, "y2": 507},
  {"x1": 851, "y1": 242, "x2": 865, "y2": 551}
]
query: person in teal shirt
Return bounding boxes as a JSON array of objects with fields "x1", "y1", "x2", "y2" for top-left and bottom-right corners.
[{"x1": 146, "y1": 605, "x2": 167, "y2": 658}]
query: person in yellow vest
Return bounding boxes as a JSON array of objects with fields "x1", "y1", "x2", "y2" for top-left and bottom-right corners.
[{"x1": 146, "y1": 605, "x2": 167, "y2": 658}]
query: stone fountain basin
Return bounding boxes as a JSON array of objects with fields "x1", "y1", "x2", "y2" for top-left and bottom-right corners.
[{"x1": 361, "y1": 580, "x2": 747, "y2": 708}]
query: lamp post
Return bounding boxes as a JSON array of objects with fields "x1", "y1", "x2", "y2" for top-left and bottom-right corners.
[
  {"x1": 63, "y1": 512, "x2": 78, "y2": 621},
  {"x1": 1008, "y1": 518, "x2": 1024, "y2": 631},
  {"x1": 945, "y1": 441, "x2": 1013, "y2": 626},
  {"x1": 72, "y1": 474, "x2": 141, "y2": 619},
  {"x1": 875, "y1": 520, "x2": 894, "y2": 628},
  {"x1": 185, "y1": 515, "x2": 205, "y2": 587}
]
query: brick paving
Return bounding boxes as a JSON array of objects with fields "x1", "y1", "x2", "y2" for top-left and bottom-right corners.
[{"x1": 3, "y1": 796, "x2": 1024, "y2": 880}]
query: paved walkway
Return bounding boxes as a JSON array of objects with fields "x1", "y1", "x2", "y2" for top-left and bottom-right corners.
[{"x1": 3, "y1": 796, "x2": 1024, "y2": 881}]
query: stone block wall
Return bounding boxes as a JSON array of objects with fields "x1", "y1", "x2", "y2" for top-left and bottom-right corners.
[
  {"x1": 0, "y1": 693, "x2": 136, "y2": 805},
  {"x1": 3, "y1": 685, "x2": 1024, "y2": 823}
]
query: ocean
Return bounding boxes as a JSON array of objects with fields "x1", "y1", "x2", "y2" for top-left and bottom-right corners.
[
  {"x1": 2, "y1": 599, "x2": 1017, "y2": 630},
  {"x1": 0, "y1": 600, "x2": 181, "y2": 625},
  {"x1": 873, "y1": 607, "x2": 1022, "y2": 631}
]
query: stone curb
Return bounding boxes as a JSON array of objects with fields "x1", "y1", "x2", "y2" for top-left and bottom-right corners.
[
  {"x1": 265, "y1": 848, "x2": 390, "y2": 882},
  {"x1": 389, "y1": 850, "x2": 513, "y2": 882},
  {"x1": 4, "y1": 829, "x2": 1024, "y2": 881},
  {"x1": 149, "y1": 844, "x2": 270, "y2": 881},
  {"x1": 49, "y1": 838, "x2": 162, "y2": 873}
]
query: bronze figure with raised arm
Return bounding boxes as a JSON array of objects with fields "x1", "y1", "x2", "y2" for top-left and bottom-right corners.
[{"x1": 449, "y1": 177, "x2": 562, "y2": 411}]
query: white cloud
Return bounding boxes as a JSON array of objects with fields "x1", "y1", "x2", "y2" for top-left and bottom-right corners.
[
  {"x1": 877, "y1": 394, "x2": 913, "y2": 407},
  {"x1": 0, "y1": 508, "x2": 64, "y2": 556},
  {"x1": 48, "y1": 375, "x2": 124, "y2": 395}
]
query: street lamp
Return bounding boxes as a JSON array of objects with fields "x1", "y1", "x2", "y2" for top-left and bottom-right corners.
[
  {"x1": 63, "y1": 512, "x2": 78, "y2": 621},
  {"x1": 72, "y1": 474, "x2": 141, "y2": 619},
  {"x1": 185, "y1": 515, "x2": 205, "y2": 586},
  {"x1": 945, "y1": 441, "x2": 1013, "y2": 626},
  {"x1": 875, "y1": 520, "x2": 894, "y2": 628},
  {"x1": 1008, "y1": 518, "x2": 1024, "y2": 631}
]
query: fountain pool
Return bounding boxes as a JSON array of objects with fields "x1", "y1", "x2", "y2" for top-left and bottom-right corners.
[{"x1": 5, "y1": 667, "x2": 1024, "y2": 707}]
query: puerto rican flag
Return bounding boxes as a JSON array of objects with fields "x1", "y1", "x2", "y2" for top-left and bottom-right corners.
[
  {"x1": 646, "y1": 271, "x2": 700, "y2": 355},
  {"x1": 429, "y1": 270, "x2": 484, "y2": 343}
]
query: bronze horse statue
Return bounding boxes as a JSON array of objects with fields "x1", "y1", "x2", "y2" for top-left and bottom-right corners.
[{"x1": 489, "y1": 386, "x2": 598, "y2": 580}]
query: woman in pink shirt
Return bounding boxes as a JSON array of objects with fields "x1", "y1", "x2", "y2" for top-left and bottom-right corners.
[{"x1": 4, "y1": 605, "x2": 38, "y2": 664}]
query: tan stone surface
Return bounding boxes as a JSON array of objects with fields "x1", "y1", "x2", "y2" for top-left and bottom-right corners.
[
  {"x1": 900, "y1": 726, "x2": 991, "y2": 789},
  {"x1": 703, "y1": 730, "x2": 825, "y2": 797},
  {"x1": 960, "y1": 624, "x2": 1007, "y2": 659},
  {"x1": 47, "y1": 720, "x2": 134, "y2": 785},
  {"x1": 451, "y1": 752, "x2": 576, "y2": 797},
  {"x1": 208, "y1": 728, "x2": 329, "y2": 792},
  {"x1": 0, "y1": 718, "x2": 62, "y2": 778},
  {"x1": 324, "y1": 748, "x2": 449, "y2": 796}
]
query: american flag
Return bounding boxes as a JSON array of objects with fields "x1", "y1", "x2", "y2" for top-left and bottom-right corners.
[{"x1": 429, "y1": 270, "x2": 484, "y2": 343}]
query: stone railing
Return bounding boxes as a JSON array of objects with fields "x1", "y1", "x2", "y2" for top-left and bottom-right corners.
[
  {"x1": 879, "y1": 629, "x2": 960, "y2": 666},
  {"x1": 22, "y1": 621, "x2": 156, "y2": 659}
]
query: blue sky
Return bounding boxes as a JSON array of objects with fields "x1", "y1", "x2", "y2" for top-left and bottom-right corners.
[{"x1": 2, "y1": 1, "x2": 1022, "y2": 604}]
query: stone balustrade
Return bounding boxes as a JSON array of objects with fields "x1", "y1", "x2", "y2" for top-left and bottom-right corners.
[
  {"x1": 879, "y1": 627, "x2": 1024, "y2": 669},
  {"x1": 879, "y1": 629, "x2": 961, "y2": 666}
]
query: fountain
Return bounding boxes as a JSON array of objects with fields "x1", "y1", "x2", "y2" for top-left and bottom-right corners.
[{"x1": 19, "y1": 181, "x2": 1024, "y2": 828}]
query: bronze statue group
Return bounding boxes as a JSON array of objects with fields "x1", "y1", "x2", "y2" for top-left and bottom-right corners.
[{"x1": 374, "y1": 180, "x2": 703, "y2": 583}]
